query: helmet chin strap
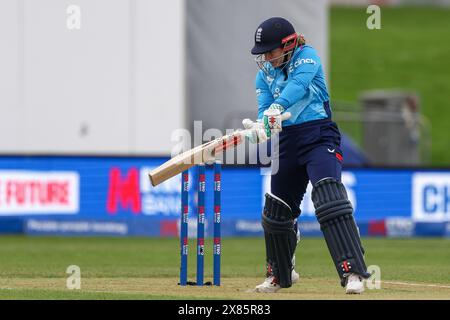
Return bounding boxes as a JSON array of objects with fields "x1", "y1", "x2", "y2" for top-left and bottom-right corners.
[
  {"x1": 277, "y1": 49, "x2": 294, "y2": 74},
  {"x1": 255, "y1": 50, "x2": 292, "y2": 78}
]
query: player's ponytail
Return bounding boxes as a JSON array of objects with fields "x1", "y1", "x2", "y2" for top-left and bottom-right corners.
[{"x1": 297, "y1": 34, "x2": 306, "y2": 48}]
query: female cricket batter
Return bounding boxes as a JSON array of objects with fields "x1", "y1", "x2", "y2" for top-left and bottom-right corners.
[{"x1": 243, "y1": 17, "x2": 371, "y2": 294}]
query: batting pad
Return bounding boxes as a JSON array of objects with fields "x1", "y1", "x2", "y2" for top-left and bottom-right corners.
[
  {"x1": 312, "y1": 178, "x2": 371, "y2": 287},
  {"x1": 261, "y1": 193, "x2": 298, "y2": 288}
]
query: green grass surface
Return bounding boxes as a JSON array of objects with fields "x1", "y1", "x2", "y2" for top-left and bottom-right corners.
[
  {"x1": 330, "y1": 6, "x2": 450, "y2": 165},
  {"x1": 0, "y1": 236, "x2": 449, "y2": 299}
]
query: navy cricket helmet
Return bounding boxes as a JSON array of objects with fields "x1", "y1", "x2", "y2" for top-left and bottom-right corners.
[{"x1": 251, "y1": 17, "x2": 296, "y2": 55}]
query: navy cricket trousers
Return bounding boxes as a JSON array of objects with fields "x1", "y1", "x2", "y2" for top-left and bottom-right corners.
[{"x1": 270, "y1": 118, "x2": 343, "y2": 217}]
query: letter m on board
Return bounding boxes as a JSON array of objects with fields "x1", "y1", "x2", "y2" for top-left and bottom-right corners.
[{"x1": 107, "y1": 167, "x2": 141, "y2": 214}]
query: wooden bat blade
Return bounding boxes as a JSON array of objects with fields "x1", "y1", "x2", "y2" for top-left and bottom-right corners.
[
  {"x1": 148, "y1": 113, "x2": 291, "y2": 187},
  {"x1": 148, "y1": 161, "x2": 193, "y2": 187},
  {"x1": 148, "y1": 140, "x2": 217, "y2": 187},
  {"x1": 148, "y1": 131, "x2": 246, "y2": 187}
]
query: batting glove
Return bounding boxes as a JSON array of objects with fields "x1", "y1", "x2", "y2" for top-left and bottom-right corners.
[
  {"x1": 242, "y1": 119, "x2": 268, "y2": 144},
  {"x1": 263, "y1": 103, "x2": 285, "y2": 138}
]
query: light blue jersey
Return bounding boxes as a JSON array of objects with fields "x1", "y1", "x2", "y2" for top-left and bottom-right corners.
[{"x1": 255, "y1": 45, "x2": 330, "y2": 126}]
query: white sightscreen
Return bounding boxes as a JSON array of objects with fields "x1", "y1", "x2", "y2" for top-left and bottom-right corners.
[{"x1": 0, "y1": 0, "x2": 185, "y2": 155}]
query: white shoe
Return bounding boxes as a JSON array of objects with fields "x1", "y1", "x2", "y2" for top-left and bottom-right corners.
[
  {"x1": 345, "y1": 273, "x2": 365, "y2": 294},
  {"x1": 292, "y1": 269, "x2": 300, "y2": 284},
  {"x1": 254, "y1": 269, "x2": 299, "y2": 293},
  {"x1": 254, "y1": 276, "x2": 281, "y2": 293}
]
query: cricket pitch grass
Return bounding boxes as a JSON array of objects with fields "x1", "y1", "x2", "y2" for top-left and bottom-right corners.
[{"x1": 0, "y1": 236, "x2": 448, "y2": 300}]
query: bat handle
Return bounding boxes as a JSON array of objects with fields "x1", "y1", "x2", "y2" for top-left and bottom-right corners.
[{"x1": 281, "y1": 111, "x2": 291, "y2": 121}]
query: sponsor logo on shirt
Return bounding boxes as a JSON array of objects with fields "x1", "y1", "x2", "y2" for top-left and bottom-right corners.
[{"x1": 289, "y1": 58, "x2": 317, "y2": 73}]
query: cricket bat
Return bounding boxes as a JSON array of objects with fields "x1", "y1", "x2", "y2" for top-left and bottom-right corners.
[{"x1": 148, "y1": 112, "x2": 291, "y2": 187}]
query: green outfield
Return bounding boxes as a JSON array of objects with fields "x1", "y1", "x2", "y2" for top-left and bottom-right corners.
[
  {"x1": 0, "y1": 236, "x2": 448, "y2": 299},
  {"x1": 330, "y1": 6, "x2": 450, "y2": 165}
]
